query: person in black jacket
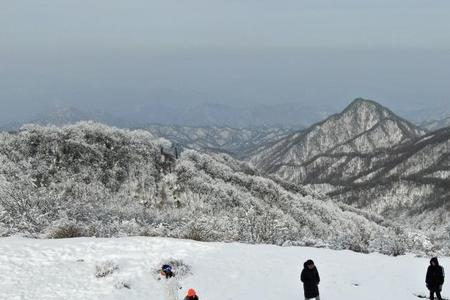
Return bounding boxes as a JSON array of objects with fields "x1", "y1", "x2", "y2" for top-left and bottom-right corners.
[
  {"x1": 301, "y1": 259, "x2": 320, "y2": 300},
  {"x1": 426, "y1": 257, "x2": 445, "y2": 300}
]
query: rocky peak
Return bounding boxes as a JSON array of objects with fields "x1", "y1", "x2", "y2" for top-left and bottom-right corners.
[
  {"x1": 335, "y1": 98, "x2": 410, "y2": 132},
  {"x1": 250, "y1": 98, "x2": 426, "y2": 180}
]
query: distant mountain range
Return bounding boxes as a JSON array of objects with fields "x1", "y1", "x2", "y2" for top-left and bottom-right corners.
[
  {"x1": 421, "y1": 115, "x2": 450, "y2": 131},
  {"x1": 248, "y1": 98, "x2": 449, "y2": 229},
  {"x1": 1, "y1": 102, "x2": 334, "y2": 130},
  {"x1": 3, "y1": 97, "x2": 449, "y2": 134},
  {"x1": 145, "y1": 125, "x2": 294, "y2": 159},
  {"x1": 33, "y1": 107, "x2": 129, "y2": 127},
  {"x1": 397, "y1": 105, "x2": 450, "y2": 125}
]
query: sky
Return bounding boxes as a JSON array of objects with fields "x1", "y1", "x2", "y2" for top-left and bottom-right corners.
[{"x1": 1, "y1": 0, "x2": 450, "y2": 123}]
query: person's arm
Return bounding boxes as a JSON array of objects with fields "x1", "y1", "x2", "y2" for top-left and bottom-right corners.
[
  {"x1": 441, "y1": 267, "x2": 445, "y2": 285},
  {"x1": 301, "y1": 270, "x2": 306, "y2": 283},
  {"x1": 426, "y1": 267, "x2": 431, "y2": 285},
  {"x1": 316, "y1": 270, "x2": 321, "y2": 285}
]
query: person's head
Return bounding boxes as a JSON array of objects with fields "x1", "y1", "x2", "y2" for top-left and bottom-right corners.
[
  {"x1": 430, "y1": 257, "x2": 439, "y2": 266},
  {"x1": 161, "y1": 264, "x2": 174, "y2": 278},
  {"x1": 187, "y1": 289, "x2": 197, "y2": 297},
  {"x1": 305, "y1": 259, "x2": 315, "y2": 270}
]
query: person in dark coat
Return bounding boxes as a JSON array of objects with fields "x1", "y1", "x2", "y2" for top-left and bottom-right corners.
[
  {"x1": 426, "y1": 257, "x2": 445, "y2": 300},
  {"x1": 301, "y1": 259, "x2": 320, "y2": 300}
]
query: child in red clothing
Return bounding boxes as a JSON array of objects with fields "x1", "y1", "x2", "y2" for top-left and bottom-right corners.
[{"x1": 184, "y1": 288, "x2": 199, "y2": 300}]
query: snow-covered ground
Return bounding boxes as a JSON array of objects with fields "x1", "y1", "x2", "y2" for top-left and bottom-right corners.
[{"x1": 0, "y1": 237, "x2": 447, "y2": 300}]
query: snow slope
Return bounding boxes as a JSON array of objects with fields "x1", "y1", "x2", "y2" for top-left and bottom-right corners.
[{"x1": 0, "y1": 237, "x2": 446, "y2": 300}]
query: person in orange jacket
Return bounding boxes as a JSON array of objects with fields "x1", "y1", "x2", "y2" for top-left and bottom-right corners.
[{"x1": 184, "y1": 288, "x2": 199, "y2": 300}]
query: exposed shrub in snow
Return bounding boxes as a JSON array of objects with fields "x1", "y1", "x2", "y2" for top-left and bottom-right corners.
[
  {"x1": 95, "y1": 261, "x2": 119, "y2": 278},
  {"x1": 114, "y1": 280, "x2": 131, "y2": 289},
  {"x1": 50, "y1": 223, "x2": 85, "y2": 239},
  {"x1": 368, "y1": 229, "x2": 407, "y2": 256},
  {"x1": 182, "y1": 220, "x2": 214, "y2": 242}
]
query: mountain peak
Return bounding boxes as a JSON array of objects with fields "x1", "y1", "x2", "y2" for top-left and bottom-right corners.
[
  {"x1": 349, "y1": 97, "x2": 379, "y2": 106},
  {"x1": 337, "y1": 98, "x2": 420, "y2": 132},
  {"x1": 344, "y1": 98, "x2": 390, "y2": 116},
  {"x1": 250, "y1": 98, "x2": 425, "y2": 181}
]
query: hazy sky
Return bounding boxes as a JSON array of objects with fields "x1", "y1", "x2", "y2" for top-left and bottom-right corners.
[{"x1": 1, "y1": 0, "x2": 450, "y2": 122}]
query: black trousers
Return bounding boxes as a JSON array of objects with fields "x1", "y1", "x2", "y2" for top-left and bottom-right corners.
[{"x1": 430, "y1": 288, "x2": 442, "y2": 300}]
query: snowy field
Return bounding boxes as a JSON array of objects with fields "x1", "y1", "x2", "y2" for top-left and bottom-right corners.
[{"x1": 0, "y1": 237, "x2": 447, "y2": 300}]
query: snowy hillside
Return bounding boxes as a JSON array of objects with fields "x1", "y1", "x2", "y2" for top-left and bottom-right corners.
[
  {"x1": 0, "y1": 237, "x2": 446, "y2": 300},
  {"x1": 0, "y1": 122, "x2": 409, "y2": 254},
  {"x1": 329, "y1": 127, "x2": 450, "y2": 223}
]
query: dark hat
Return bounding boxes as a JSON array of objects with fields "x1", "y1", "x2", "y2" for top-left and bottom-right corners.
[
  {"x1": 430, "y1": 257, "x2": 439, "y2": 265},
  {"x1": 162, "y1": 264, "x2": 172, "y2": 272},
  {"x1": 304, "y1": 259, "x2": 315, "y2": 268},
  {"x1": 306, "y1": 259, "x2": 314, "y2": 265}
]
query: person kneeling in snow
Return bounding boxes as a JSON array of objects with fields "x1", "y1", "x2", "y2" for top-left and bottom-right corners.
[
  {"x1": 159, "y1": 264, "x2": 182, "y2": 300},
  {"x1": 184, "y1": 288, "x2": 199, "y2": 300},
  {"x1": 426, "y1": 257, "x2": 445, "y2": 300},
  {"x1": 301, "y1": 259, "x2": 320, "y2": 300}
]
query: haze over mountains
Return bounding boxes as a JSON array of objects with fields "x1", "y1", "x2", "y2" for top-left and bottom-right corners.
[
  {"x1": 421, "y1": 115, "x2": 450, "y2": 131},
  {"x1": 1, "y1": 101, "x2": 334, "y2": 130},
  {"x1": 3, "y1": 97, "x2": 450, "y2": 132}
]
